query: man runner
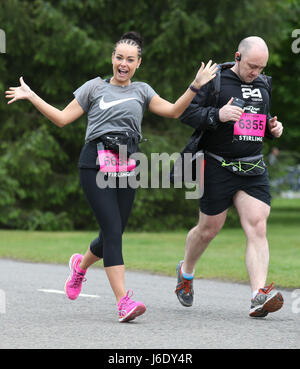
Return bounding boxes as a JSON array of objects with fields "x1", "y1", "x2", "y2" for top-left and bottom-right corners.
[{"x1": 175, "y1": 36, "x2": 284, "y2": 318}]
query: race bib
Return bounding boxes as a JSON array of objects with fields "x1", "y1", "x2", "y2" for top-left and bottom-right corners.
[
  {"x1": 97, "y1": 148, "x2": 136, "y2": 173},
  {"x1": 233, "y1": 102, "x2": 267, "y2": 143}
]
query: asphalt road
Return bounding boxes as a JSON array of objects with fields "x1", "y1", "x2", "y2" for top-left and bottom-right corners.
[{"x1": 0, "y1": 259, "x2": 299, "y2": 350}]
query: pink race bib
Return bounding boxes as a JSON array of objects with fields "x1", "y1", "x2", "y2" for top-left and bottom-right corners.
[
  {"x1": 97, "y1": 149, "x2": 136, "y2": 173},
  {"x1": 234, "y1": 113, "x2": 266, "y2": 137}
]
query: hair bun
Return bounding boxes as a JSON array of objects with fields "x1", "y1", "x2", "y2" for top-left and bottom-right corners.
[{"x1": 121, "y1": 31, "x2": 143, "y2": 50}]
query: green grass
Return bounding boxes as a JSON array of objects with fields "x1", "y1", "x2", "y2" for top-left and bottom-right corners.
[
  {"x1": 268, "y1": 197, "x2": 300, "y2": 226},
  {"x1": 1, "y1": 223, "x2": 300, "y2": 288}
]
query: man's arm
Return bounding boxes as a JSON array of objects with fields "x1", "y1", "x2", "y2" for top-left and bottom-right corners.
[
  {"x1": 179, "y1": 82, "x2": 220, "y2": 131},
  {"x1": 180, "y1": 83, "x2": 245, "y2": 131}
]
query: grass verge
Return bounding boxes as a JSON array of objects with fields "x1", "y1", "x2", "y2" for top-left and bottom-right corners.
[{"x1": 0, "y1": 223, "x2": 299, "y2": 289}]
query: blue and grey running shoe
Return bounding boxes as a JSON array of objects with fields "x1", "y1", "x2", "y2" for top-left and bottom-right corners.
[
  {"x1": 249, "y1": 283, "x2": 284, "y2": 318},
  {"x1": 175, "y1": 260, "x2": 194, "y2": 307}
]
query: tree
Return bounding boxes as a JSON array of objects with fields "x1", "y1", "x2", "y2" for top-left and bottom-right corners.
[{"x1": 0, "y1": 0, "x2": 298, "y2": 230}]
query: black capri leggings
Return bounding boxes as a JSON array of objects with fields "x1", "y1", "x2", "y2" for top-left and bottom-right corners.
[{"x1": 79, "y1": 168, "x2": 136, "y2": 267}]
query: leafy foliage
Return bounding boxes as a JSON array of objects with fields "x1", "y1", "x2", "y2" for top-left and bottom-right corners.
[{"x1": 0, "y1": 0, "x2": 299, "y2": 230}]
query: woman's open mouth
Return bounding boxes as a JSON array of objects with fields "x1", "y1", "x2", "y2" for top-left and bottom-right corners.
[{"x1": 118, "y1": 68, "x2": 129, "y2": 77}]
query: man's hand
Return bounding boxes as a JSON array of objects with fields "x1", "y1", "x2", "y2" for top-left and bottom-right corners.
[
  {"x1": 268, "y1": 116, "x2": 283, "y2": 138},
  {"x1": 219, "y1": 97, "x2": 244, "y2": 123}
]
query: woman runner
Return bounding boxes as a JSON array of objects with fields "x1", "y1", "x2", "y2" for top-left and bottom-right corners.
[{"x1": 6, "y1": 31, "x2": 217, "y2": 322}]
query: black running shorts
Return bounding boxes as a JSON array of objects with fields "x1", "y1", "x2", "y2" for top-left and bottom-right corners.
[{"x1": 200, "y1": 155, "x2": 271, "y2": 215}]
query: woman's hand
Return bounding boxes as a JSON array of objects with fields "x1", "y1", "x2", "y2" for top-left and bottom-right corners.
[
  {"x1": 192, "y1": 60, "x2": 218, "y2": 89},
  {"x1": 5, "y1": 77, "x2": 33, "y2": 104},
  {"x1": 5, "y1": 77, "x2": 84, "y2": 127}
]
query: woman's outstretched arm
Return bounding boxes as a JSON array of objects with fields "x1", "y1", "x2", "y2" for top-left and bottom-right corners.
[
  {"x1": 5, "y1": 77, "x2": 84, "y2": 127},
  {"x1": 149, "y1": 60, "x2": 218, "y2": 119}
]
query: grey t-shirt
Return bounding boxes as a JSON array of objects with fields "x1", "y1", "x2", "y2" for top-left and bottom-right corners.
[{"x1": 73, "y1": 77, "x2": 157, "y2": 143}]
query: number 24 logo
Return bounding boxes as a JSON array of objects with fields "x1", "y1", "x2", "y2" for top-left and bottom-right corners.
[{"x1": 241, "y1": 88, "x2": 262, "y2": 99}]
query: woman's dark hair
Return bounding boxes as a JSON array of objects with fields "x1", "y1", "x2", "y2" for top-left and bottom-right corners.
[{"x1": 114, "y1": 31, "x2": 143, "y2": 58}]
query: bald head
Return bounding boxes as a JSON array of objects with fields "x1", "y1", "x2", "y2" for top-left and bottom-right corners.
[
  {"x1": 238, "y1": 36, "x2": 269, "y2": 59},
  {"x1": 232, "y1": 36, "x2": 269, "y2": 83}
]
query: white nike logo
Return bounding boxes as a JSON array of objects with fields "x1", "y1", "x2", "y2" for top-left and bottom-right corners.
[{"x1": 99, "y1": 96, "x2": 136, "y2": 110}]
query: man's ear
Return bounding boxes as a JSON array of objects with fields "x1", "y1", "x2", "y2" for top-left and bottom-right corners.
[{"x1": 235, "y1": 52, "x2": 241, "y2": 61}]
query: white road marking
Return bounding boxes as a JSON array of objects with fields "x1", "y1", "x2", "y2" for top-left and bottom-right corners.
[{"x1": 38, "y1": 289, "x2": 100, "y2": 298}]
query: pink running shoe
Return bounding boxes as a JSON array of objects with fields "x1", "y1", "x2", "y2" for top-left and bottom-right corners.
[
  {"x1": 118, "y1": 290, "x2": 146, "y2": 322},
  {"x1": 65, "y1": 254, "x2": 87, "y2": 300}
]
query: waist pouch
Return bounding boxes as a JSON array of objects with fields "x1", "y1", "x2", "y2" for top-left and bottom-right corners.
[
  {"x1": 100, "y1": 131, "x2": 140, "y2": 156},
  {"x1": 206, "y1": 151, "x2": 266, "y2": 176},
  {"x1": 97, "y1": 132, "x2": 139, "y2": 173}
]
